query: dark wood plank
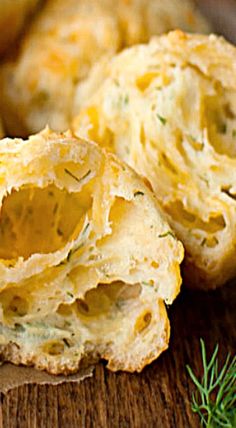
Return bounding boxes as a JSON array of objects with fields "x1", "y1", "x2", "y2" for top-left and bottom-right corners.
[
  {"x1": 1, "y1": 282, "x2": 235, "y2": 428},
  {"x1": 1, "y1": 3, "x2": 236, "y2": 427},
  {"x1": 196, "y1": 0, "x2": 236, "y2": 43}
]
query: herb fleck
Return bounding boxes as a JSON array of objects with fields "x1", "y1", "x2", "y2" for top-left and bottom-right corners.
[
  {"x1": 142, "y1": 281, "x2": 152, "y2": 287},
  {"x1": 36, "y1": 90, "x2": 49, "y2": 104},
  {"x1": 64, "y1": 168, "x2": 91, "y2": 183},
  {"x1": 82, "y1": 222, "x2": 90, "y2": 237},
  {"x1": 157, "y1": 114, "x2": 167, "y2": 125},
  {"x1": 14, "y1": 323, "x2": 25, "y2": 332},
  {"x1": 158, "y1": 231, "x2": 176, "y2": 239},
  {"x1": 67, "y1": 243, "x2": 84, "y2": 262},
  {"x1": 232, "y1": 129, "x2": 236, "y2": 138},
  {"x1": 219, "y1": 122, "x2": 227, "y2": 134},
  {"x1": 124, "y1": 94, "x2": 129, "y2": 105},
  {"x1": 53, "y1": 203, "x2": 59, "y2": 214},
  {"x1": 134, "y1": 191, "x2": 144, "y2": 197},
  {"x1": 63, "y1": 338, "x2": 71, "y2": 348},
  {"x1": 115, "y1": 300, "x2": 125, "y2": 310},
  {"x1": 66, "y1": 292, "x2": 74, "y2": 298}
]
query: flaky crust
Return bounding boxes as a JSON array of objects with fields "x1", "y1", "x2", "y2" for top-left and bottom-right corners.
[
  {"x1": 0, "y1": 0, "x2": 210, "y2": 136},
  {"x1": 0, "y1": 128, "x2": 183, "y2": 373},
  {"x1": 73, "y1": 31, "x2": 236, "y2": 289}
]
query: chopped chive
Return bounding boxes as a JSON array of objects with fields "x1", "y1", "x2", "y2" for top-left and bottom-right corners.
[
  {"x1": 142, "y1": 281, "x2": 152, "y2": 287},
  {"x1": 124, "y1": 94, "x2": 129, "y2": 105},
  {"x1": 134, "y1": 191, "x2": 144, "y2": 197},
  {"x1": 157, "y1": 114, "x2": 167, "y2": 125},
  {"x1": 53, "y1": 203, "x2": 59, "y2": 215},
  {"x1": 66, "y1": 223, "x2": 90, "y2": 262},
  {"x1": 67, "y1": 242, "x2": 84, "y2": 262},
  {"x1": 82, "y1": 222, "x2": 90, "y2": 236},
  {"x1": 64, "y1": 168, "x2": 91, "y2": 183},
  {"x1": 158, "y1": 231, "x2": 176, "y2": 239},
  {"x1": 66, "y1": 292, "x2": 74, "y2": 298},
  {"x1": 219, "y1": 122, "x2": 227, "y2": 134},
  {"x1": 63, "y1": 338, "x2": 71, "y2": 348}
]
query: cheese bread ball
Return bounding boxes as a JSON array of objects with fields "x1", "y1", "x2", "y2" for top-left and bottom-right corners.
[
  {"x1": 73, "y1": 31, "x2": 236, "y2": 290},
  {"x1": 0, "y1": 129, "x2": 183, "y2": 374},
  {"x1": 0, "y1": 0, "x2": 210, "y2": 136},
  {"x1": 0, "y1": 0, "x2": 42, "y2": 56}
]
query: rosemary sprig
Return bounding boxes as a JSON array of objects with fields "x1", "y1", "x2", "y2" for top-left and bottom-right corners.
[{"x1": 186, "y1": 339, "x2": 236, "y2": 428}]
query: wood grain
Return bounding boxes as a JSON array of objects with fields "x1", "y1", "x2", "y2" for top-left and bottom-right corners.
[
  {"x1": 1, "y1": 2, "x2": 236, "y2": 427},
  {"x1": 0, "y1": 282, "x2": 235, "y2": 428},
  {"x1": 196, "y1": 0, "x2": 236, "y2": 43}
]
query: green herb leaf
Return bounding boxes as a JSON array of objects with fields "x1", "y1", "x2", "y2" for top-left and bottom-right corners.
[
  {"x1": 81, "y1": 222, "x2": 90, "y2": 237},
  {"x1": 219, "y1": 123, "x2": 227, "y2": 134},
  {"x1": 64, "y1": 168, "x2": 91, "y2": 183},
  {"x1": 158, "y1": 231, "x2": 176, "y2": 239},
  {"x1": 63, "y1": 338, "x2": 71, "y2": 348},
  {"x1": 141, "y1": 281, "x2": 152, "y2": 287},
  {"x1": 134, "y1": 191, "x2": 144, "y2": 197},
  {"x1": 66, "y1": 292, "x2": 74, "y2": 298},
  {"x1": 124, "y1": 94, "x2": 129, "y2": 105},
  {"x1": 157, "y1": 114, "x2": 167, "y2": 125},
  {"x1": 186, "y1": 339, "x2": 236, "y2": 428},
  {"x1": 66, "y1": 222, "x2": 90, "y2": 262}
]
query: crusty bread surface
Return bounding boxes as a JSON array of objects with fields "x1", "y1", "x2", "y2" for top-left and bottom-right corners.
[
  {"x1": 0, "y1": 128, "x2": 183, "y2": 373},
  {"x1": 73, "y1": 31, "x2": 236, "y2": 289},
  {"x1": 0, "y1": 0, "x2": 210, "y2": 136}
]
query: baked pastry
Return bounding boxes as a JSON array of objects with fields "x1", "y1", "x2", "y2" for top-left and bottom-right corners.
[
  {"x1": 0, "y1": 128, "x2": 183, "y2": 374},
  {"x1": 0, "y1": 0, "x2": 210, "y2": 136},
  {"x1": 73, "y1": 31, "x2": 236, "y2": 289},
  {"x1": 0, "y1": 0, "x2": 42, "y2": 57}
]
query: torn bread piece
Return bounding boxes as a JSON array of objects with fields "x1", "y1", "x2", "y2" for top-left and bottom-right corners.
[
  {"x1": 73, "y1": 31, "x2": 236, "y2": 289},
  {"x1": 0, "y1": 128, "x2": 183, "y2": 374},
  {"x1": 0, "y1": 0, "x2": 210, "y2": 136},
  {"x1": 0, "y1": 0, "x2": 42, "y2": 57}
]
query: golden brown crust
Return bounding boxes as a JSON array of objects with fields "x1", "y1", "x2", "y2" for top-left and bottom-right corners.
[
  {"x1": 0, "y1": 129, "x2": 183, "y2": 374},
  {"x1": 73, "y1": 31, "x2": 236, "y2": 290},
  {"x1": 0, "y1": 0, "x2": 210, "y2": 136}
]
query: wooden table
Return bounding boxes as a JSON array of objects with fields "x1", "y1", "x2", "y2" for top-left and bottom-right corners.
[
  {"x1": 1, "y1": 2, "x2": 236, "y2": 427},
  {"x1": 1, "y1": 282, "x2": 235, "y2": 428}
]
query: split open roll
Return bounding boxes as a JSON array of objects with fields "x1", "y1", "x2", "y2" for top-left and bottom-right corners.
[
  {"x1": 0, "y1": 129, "x2": 183, "y2": 374},
  {"x1": 73, "y1": 31, "x2": 236, "y2": 289}
]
